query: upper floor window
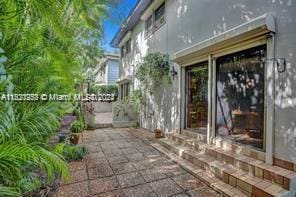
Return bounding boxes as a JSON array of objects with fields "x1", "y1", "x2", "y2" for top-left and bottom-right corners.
[
  {"x1": 121, "y1": 46, "x2": 125, "y2": 57},
  {"x1": 126, "y1": 39, "x2": 131, "y2": 54},
  {"x1": 155, "y1": 2, "x2": 165, "y2": 22},
  {"x1": 145, "y1": 2, "x2": 166, "y2": 37},
  {"x1": 121, "y1": 39, "x2": 131, "y2": 57}
]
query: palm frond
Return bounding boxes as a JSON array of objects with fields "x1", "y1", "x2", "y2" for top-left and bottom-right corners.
[{"x1": 0, "y1": 185, "x2": 21, "y2": 197}]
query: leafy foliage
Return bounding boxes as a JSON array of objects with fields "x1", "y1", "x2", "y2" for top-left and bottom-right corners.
[
  {"x1": 123, "y1": 90, "x2": 143, "y2": 109},
  {"x1": 0, "y1": 185, "x2": 21, "y2": 197},
  {"x1": 0, "y1": 0, "x2": 114, "y2": 195},
  {"x1": 70, "y1": 120, "x2": 85, "y2": 133},
  {"x1": 54, "y1": 143, "x2": 87, "y2": 162},
  {"x1": 91, "y1": 85, "x2": 118, "y2": 96},
  {"x1": 135, "y1": 52, "x2": 171, "y2": 91}
]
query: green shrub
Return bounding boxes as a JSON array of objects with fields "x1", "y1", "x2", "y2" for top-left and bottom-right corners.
[
  {"x1": 123, "y1": 90, "x2": 143, "y2": 109},
  {"x1": 54, "y1": 144, "x2": 87, "y2": 162},
  {"x1": 91, "y1": 85, "x2": 118, "y2": 96},
  {"x1": 72, "y1": 107, "x2": 81, "y2": 116},
  {"x1": 70, "y1": 120, "x2": 84, "y2": 133},
  {"x1": 135, "y1": 52, "x2": 171, "y2": 91}
]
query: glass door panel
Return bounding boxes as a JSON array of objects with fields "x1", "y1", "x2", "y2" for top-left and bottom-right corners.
[
  {"x1": 216, "y1": 45, "x2": 266, "y2": 149},
  {"x1": 186, "y1": 62, "x2": 208, "y2": 132}
]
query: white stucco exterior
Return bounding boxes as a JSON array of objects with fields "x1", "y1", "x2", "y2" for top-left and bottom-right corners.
[{"x1": 115, "y1": 0, "x2": 296, "y2": 164}]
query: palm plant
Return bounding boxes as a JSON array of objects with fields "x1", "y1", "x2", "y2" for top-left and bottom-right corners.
[{"x1": 0, "y1": 0, "x2": 114, "y2": 195}]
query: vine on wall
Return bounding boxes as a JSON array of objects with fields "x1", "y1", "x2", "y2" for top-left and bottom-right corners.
[{"x1": 135, "y1": 52, "x2": 171, "y2": 92}]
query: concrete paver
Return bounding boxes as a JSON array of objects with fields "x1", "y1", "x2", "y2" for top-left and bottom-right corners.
[{"x1": 58, "y1": 128, "x2": 219, "y2": 197}]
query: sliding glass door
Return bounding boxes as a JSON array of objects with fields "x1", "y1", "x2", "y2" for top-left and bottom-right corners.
[
  {"x1": 186, "y1": 62, "x2": 208, "y2": 133},
  {"x1": 215, "y1": 45, "x2": 266, "y2": 149}
]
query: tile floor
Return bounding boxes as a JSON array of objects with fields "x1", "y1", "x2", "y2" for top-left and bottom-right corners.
[{"x1": 58, "y1": 128, "x2": 219, "y2": 197}]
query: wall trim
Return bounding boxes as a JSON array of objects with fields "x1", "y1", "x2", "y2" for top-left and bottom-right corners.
[
  {"x1": 174, "y1": 13, "x2": 275, "y2": 66},
  {"x1": 141, "y1": 0, "x2": 165, "y2": 21},
  {"x1": 118, "y1": 31, "x2": 132, "y2": 47}
]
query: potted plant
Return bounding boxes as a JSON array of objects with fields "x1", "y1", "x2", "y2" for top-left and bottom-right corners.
[
  {"x1": 154, "y1": 129, "x2": 163, "y2": 138},
  {"x1": 70, "y1": 120, "x2": 84, "y2": 144}
]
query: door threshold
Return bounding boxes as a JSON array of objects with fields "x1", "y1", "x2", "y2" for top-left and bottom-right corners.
[{"x1": 213, "y1": 136, "x2": 266, "y2": 162}]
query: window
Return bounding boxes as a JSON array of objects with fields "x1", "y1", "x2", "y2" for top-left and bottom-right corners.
[
  {"x1": 121, "y1": 40, "x2": 131, "y2": 57},
  {"x1": 154, "y1": 2, "x2": 165, "y2": 22},
  {"x1": 126, "y1": 83, "x2": 130, "y2": 97},
  {"x1": 145, "y1": 2, "x2": 166, "y2": 37},
  {"x1": 186, "y1": 62, "x2": 208, "y2": 133},
  {"x1": 121, "y1": 46, "x2": 125, "y2": 57},
  {"x1": 215, "y1": 45, "x2": 266, "y2": 149},
  {"x1": 126, "y1": 39, "x2": 131, "y2": 54},
  {"x1": 120, "y1": 84, "x2": 124, "y2": 99}
]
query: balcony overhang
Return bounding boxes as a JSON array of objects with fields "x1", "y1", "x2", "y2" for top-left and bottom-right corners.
[
  {"x1": 174, "y1": 13, "x2": 275, "y2": 66},
  {"x1": 117, "y1": 76, "x2": 132, "y2": 84}
]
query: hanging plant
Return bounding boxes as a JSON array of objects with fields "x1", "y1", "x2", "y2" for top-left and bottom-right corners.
[{"x1": 135, "y1": 52, "x2": 171, "y2": 91}]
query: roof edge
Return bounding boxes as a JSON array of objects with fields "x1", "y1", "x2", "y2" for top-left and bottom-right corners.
[{"x1": 110, "y1": 0, "x2": 152, "y2": 48}]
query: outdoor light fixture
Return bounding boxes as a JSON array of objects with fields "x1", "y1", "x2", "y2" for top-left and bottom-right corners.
[
  {"x1": 276, "y1": 58, "x2": 286, "y2": 73},
  {"x1": 170, "y1": 66, "x2": 178, "y2": 80},
  {"x1": 261, "y1": 57, "x2": 286, "y2": 73}
]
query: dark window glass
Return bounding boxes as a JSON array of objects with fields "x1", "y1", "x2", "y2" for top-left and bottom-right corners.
[
  {"x1": 186, "y1": 62, "x2": 208, "y2": 133},
  {"x1": 216, "y1": 45, "x2": 266, "y2": 149},
  {"x1": 126, "y1": 83, "x2": 130, "y2": 97},
  {"x1": 120, "y1": 84, "x2": 124, "y2": 99},
  {"x1": 154, "y1": 2, "x2": 165, "y2": 22},
  {"x1": 121, "y1": 46, "x2": 125, "y2": 57},
  {"x1": 126, "y1": 39, "x2": 131, "y2": 54}
]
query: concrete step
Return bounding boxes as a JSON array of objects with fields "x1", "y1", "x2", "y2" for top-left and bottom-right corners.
[
  {"x1": 169, "y1": 131, "x2": 266, "y2": 161},
  {"x1": 205, "y1": 145, "x2": 296, "y2": 191},
  {"x1": 151, "y1": 143, "x2": 249, "y2": 197},
  {"x1": 177, "y1": 129, "x2": 207, "y2": 143},
  {"x1": 95, "y1": 123, "x2": 112, "y2": 128},
  {"x1": 157, "y1": 138, "x2": 294, "y2": 197},
  {"x1": 167, "y1": 132, "x2": 296, "y2": 192},
  {"x1": 167, "y1": 132, "x2": 207, "y2": 151}
]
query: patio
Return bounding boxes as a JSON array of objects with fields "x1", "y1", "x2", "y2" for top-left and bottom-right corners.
[{"x1": 58, "y1": 128, "x2": 218, "y2": 197}]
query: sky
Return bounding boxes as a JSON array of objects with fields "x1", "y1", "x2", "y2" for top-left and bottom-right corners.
[{"x1": 102, "y1": 0, "x2": 138, "y2": 53}]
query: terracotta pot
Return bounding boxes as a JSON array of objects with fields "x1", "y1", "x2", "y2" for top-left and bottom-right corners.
[
  {"x1": 70, "y1": 133, "x2": 80, "y2": 145},
  {"x1": 154, "y1": 129, "x2": 163, "y2": 138}
]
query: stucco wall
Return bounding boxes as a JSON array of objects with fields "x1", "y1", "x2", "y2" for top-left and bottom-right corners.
[{"x1": 120, "y1": 0, "x2": 296, "y2": 163}]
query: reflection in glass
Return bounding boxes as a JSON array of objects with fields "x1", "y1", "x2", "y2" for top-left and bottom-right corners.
[
  {"x1": 186, "y1": 62, "x2": 208, "y2": 132},
  {"x1": 216, "y1": 45, "x2": 266, "y2": 149}
]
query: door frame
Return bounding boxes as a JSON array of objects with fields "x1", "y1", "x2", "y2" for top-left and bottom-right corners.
[
  {"x1": 213, "y1": 45, "x2": 267, "y2": 151},
  {"x1": 179, "y1": 37, "x2": 275, "y2": 163},
  {"x1": 184, "y1": 62, "x2": 209, "y2": 134}
]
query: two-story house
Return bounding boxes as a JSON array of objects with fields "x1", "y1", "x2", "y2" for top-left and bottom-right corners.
[
  {"x1": 111, "y1": 1, "x2": 296, "y2": 196},
  {"x1": 94, "y1": 53, "x2": 120, "y2": 86}
]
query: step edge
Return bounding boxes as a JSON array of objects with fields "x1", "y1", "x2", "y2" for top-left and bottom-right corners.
[
  {"x1": 158, "y1": 139, "x2": 291, "y2": 196},
  {"x1": 151, "y1": 143, "x2": 249, "y2": 197}
]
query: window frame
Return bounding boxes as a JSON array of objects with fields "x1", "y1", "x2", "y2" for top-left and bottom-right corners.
[
  {"x1": 145, "y1": 2, "x2": 166, "y2": 38},
  {"x1": 126, "y1": 39, "x2": 131, "y2": 55},
  {"x1": 215, "y1": 45, "x2": 266, "y2": 150},
  {"x1": 154, "y1": 2, "x2": 165, "y2": 24}
]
